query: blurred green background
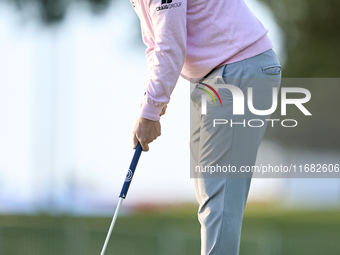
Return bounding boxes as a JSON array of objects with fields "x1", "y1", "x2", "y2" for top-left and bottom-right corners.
[{"x1": 1, "y1": 204, "x2": 340, "y2": 254}]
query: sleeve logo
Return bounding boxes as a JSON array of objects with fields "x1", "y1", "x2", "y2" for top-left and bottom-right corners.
[{"x1": 157, "y1": 0, "x2": 182, "y2": 11}]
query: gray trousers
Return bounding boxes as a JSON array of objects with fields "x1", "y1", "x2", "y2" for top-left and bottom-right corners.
[{"x1": 190, "y1": 49, "x2": 281, "y2": 255}]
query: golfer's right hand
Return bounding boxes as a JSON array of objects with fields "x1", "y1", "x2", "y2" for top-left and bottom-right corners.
[{"x1": 133, "y1": 116, "x2": 161, "y2": 151}]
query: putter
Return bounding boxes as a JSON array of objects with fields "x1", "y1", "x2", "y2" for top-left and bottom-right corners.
[{"x1": 100, "y1": 142, "x2": 143, "y2": 255}]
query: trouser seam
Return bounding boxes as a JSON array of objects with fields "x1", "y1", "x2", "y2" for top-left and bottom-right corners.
[{"x1": 213, "y1": 61, "x2": 245, "y2": 255}]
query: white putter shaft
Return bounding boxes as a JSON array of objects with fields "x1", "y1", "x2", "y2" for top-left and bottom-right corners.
[{"x1": 100, "y1": 197, "x2": 124, "y2": 255}]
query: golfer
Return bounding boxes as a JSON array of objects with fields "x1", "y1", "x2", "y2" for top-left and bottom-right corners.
[{"x1": 131, "y1": 0, "x2": 282, "y2": 254}]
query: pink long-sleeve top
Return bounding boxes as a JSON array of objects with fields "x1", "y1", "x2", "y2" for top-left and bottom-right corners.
[{"x1": 132, "y1": 0, "x2": 273, "y2": 121}]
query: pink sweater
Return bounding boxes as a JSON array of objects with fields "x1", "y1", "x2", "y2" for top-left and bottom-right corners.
[{"x1": 132, "y1": 0, "x2": 273, "y2": 121}]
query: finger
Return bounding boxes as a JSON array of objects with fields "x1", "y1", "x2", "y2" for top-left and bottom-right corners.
[
  {"x1": 140, "y1": 141, "x2": 149, "y2": 152},
  {"x1": 158, "y1": 124, "x2": 161, "y2": 137},
  {"x1": 133, "y1": 135, "x2": 138, "y2": 149}
]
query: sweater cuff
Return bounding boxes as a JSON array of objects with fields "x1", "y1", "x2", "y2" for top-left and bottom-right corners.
[{"x1": 139, "y1": 99, "x2": 164, "y2": 121}]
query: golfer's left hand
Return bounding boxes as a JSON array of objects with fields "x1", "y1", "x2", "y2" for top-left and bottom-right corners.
[{"x1": 133, "y1": 116, "x2": 161, "y2": 151}]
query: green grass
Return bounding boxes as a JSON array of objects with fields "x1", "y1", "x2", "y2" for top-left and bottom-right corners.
[{"x1": 0, "y1": 204, "x2": 339, "y2": 255}]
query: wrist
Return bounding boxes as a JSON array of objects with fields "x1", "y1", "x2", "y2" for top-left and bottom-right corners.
[{"x1": 139, "y1": 100, "x2": 164, "y2": 121}]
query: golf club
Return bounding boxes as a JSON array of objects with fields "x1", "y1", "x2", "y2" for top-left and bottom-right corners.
[{"x1": 100, "y1": 142, "x2": 143, "y2": 255}]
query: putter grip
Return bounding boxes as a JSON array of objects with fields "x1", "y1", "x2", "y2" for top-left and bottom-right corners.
[{"x1": 119, "y1": 143, "x2": 143, "y2": 198}]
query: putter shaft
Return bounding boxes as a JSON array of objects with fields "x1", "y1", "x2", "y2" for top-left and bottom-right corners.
[
  {"x1": 100, "y1": 143, "x2": 143, "y2": 255},
  {"x1": 100, "y1": 197, "x2": 124, "y2": 255}
]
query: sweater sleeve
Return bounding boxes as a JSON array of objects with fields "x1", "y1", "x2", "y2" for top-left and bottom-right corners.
[{"x1": 139, "y1": 0, "x2": 187, "y2": 121}]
